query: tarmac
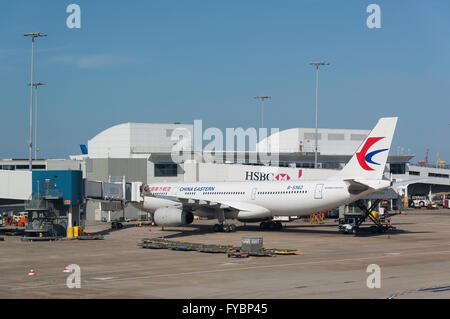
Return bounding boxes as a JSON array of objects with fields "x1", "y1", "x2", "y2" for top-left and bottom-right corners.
[{"x1": 1, "y1": 208, "x2": 450, "y2": 299}]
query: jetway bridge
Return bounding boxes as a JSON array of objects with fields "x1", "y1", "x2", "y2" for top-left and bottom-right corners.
[{"x1": 0, "y1": 171, "x2": 32, "y2": 205}]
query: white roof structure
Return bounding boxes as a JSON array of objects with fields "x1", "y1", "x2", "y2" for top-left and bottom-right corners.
[
  {"x1": 86, "y1": 123, "x2": 373, "y2": 159},
  {"x1": 257, "y1": 127, "x2": 370, "y2": 155},
  {"x1": 87, "y1": 123, "x2": 193, "y2": 158}
]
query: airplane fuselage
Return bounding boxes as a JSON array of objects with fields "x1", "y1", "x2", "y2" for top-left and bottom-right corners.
[{"x1": 143, "y1": 179, "x2": 390, "y2": 219}]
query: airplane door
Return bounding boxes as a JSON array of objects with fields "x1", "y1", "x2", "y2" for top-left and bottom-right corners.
[
  {"x1": 314, "y1": 184, "x2": 324, "y2": 199},
  {"x1": 251, "y1": 188, "x2": 257, "y2": 200}
]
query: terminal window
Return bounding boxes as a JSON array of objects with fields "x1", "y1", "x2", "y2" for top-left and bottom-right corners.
[
  {"x1": 390, "y1": 163, "x2": 406, "y2": 175},
  {"x1": 14, "y1": 164, "x2": 46, "y2": 170},
  {"x1": 0, "y1": 165, "x2": 15, "y2": 170},
  {"x1": 304, "y1": 133, "x2": 322, "y2": 140},
  {"x1": 428, "y1": 172, "x2": 450, "y2": 179},
  {"x1": 350, "y1": 134, "x2": 367, "y2": 141},
  {"x1": 322, "y1": 162, "x2": 341, "y2": 169},
  {"x1": 154, "y1": 163, "x2": 178, "y2": 177},
  {"x1": 296, "y1": 163, "x2": 315, "y2": 168},
  {"x1": 409, "y1": 171, "x2": 420, "y2": 176},
  {"x1": 328, "y1": 133, "x2": 345, "y2": 141}
]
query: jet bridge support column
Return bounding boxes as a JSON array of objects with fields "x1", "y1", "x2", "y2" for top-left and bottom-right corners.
[{"x1": 67, "y1": 205, "x2": 73, "y2": 238}]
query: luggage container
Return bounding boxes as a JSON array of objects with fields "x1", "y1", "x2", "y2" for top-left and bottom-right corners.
[{"x1": 241, "y1": 237, "x2": 263, "y2": 252}]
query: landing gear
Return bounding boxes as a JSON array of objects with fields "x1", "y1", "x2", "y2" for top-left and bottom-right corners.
[
  {"x1": 213, "y1": 209, "x2": 236, "y2": 233},
  {"x1": 260, "y1": 221, "x2": 283, "y2": 231},
  {"x1": 213, "y1": 223, "x2": 236, "y2": 233}
]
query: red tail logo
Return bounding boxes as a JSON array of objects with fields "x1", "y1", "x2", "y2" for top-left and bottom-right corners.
[{"x1": 356, "y1": 137, "x2": 389, "y2": 171}]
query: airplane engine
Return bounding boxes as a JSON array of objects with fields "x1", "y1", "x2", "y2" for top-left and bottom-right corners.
[{"x1": 153, "y1": 207, "x2": 194, "y2": 227}]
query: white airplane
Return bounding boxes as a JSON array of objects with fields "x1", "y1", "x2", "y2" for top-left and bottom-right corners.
[{"x1": 141, "y1": 117, "x2": 398, "y2": 232}]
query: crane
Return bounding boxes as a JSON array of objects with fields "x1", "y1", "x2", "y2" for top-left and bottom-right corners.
[
  {"x1": 437, "y1": 152, "x2": 447, "y2": 168},
  {"x1": 418, "y1": 149, "x2": 429, "y2": 167}
]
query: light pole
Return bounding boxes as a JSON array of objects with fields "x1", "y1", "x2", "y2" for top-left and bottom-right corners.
[
  {"x1": 309, "y1": 61, "x2": 329, "y2": 169},
  {"x1": 254, "y1": 96, "x2": 271, "y2": 129},
  {"x1": 28, "y1": 82, "x2": 45, "y2": 159},
  {"x1": 24, "y1": 32, "x2": 47, "y2": 171},
  {"x1": 254, "y1": 96, "x2": 271, "y2": 152}
]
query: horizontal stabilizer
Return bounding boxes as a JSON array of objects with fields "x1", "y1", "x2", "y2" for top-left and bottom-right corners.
[{"x1": 345, "y1": 179, "x2": 392, "y2": 194}]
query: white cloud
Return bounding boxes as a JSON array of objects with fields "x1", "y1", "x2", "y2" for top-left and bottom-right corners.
[
  {"x1": 77, "y1": 55, "x2": 129, "y2": 69},
  {"x1": 50, "y1": 54, "x2": 133, "y2": 69},
  {"x1": 49, "y1": 55, "x2": 75, "y2": 63}
]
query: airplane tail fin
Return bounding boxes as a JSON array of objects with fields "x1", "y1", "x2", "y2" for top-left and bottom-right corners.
[{"x1": 334, "y1": 117, "x2": 398, "y2": 180}]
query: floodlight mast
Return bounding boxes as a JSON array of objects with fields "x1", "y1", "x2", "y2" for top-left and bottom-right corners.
[
  {"x1": 254, "y1": 96, "x2": 271, "y2": 129},
  {"x1": 24, "y1": 32, "x2": 46, "y2": 171},
  {"x1": 309, "y1": 61, "x2": 329, "y2": 169},
  {"x1": 28, "y1": 82, "x2": 46, "y2": 159},
  {"x1": 254, "y1": 96, "x2": 271, "y2": 152}
]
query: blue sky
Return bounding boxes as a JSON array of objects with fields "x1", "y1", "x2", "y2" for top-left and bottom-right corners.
[{"x1": 1, "y1": 1, "x2": 449, "y2": 163}]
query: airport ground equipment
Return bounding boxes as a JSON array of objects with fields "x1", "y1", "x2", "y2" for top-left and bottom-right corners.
[
  {"x1": 16, "y1": 216, "x2": 28, "y2": 227},
  {"x1": 77, "y1": 235, "x2": 104, "y2": 240},
  {"x1": 139, "y1": 238, "x2": 301, "y2": 257},
  {"x1": 111, "y1": 221, "x2": 123, "y2": 230},
  {"x1": 21, "y1": 236, "x2": 64, "y2": 241},
  {"x1": 338, "y1": 199, "x2": 396, "y2": 234},
  {"x1": 308, "y1": 212, "x2": 325, "y2": 224},
  {"x1": 241, "y1": 237, "x2": 263, "y2": 253},
  {"x1": 409, "y1": 195, "x2": 431, "y2": 208},
  {"x1": 259, "y1": 220, "x2": 282, "y2": 230},
  {"x1": 2, "y1": 216, "x2": 13, "y2": 226},
  {"x1": 445, "y1": 199, "x2": 450, "y2": 208},
  {"x1": 73, "y1": 226, "x2": 84, "y2": 237},
  {"x1": 228, "y1": 251, "x2": 249, "y2": 258}
]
